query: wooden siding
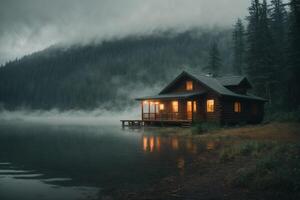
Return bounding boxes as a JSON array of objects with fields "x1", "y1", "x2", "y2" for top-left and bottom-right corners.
[
  {"x1": 138, "y1": 72, "x2": 265, "y2": 125},
  {"x1": 140, "y1": 95, "x2": 264, "y2": 124},
  {"x1": 158, "y1": 75, "x2": 224, "y2": 123},
  {"x1": 220, "y1": 97, "x2": 264, "y2": 124}
]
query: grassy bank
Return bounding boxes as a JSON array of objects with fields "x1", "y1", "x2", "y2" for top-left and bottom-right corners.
[{"x1": 119, "y1": 122, "x2": 300, "y2": 200}]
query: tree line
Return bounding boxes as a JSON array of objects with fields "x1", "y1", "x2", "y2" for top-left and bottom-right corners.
[
  {"x1": 0, "y1": 29, "x2": 233, "y2": 110},
  {"x1": 206, "y1": 0, "x2": 299, "y2": 112},
  {"x1": 0, "y1": 0, "x2": 298, "y2": 112}
]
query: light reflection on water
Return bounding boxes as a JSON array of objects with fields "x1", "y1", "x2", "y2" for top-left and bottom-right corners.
[
  {"x1": 0, "y1": 123, "x2": 218, "y2": 200},
  {"x1": 206, "y1": 141, "x2": 216, "y2": 150},
  {"x1": 142, "y1": 135, "x2": 204, "y2": 154}
]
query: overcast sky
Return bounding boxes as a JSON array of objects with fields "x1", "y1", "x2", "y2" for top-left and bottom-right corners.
[{"x1": 0, "y1": 0, "x2": 250, "y2": 65}]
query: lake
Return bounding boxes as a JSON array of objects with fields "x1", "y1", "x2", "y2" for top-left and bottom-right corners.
[{"x1": 0, "y1": 121, "x2": 214, "y2": 200}]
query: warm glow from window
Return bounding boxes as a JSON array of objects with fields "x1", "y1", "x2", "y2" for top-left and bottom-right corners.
[
  {"x1": 172, "y1": 101, "x2": 179, "y2": 112},
  {"x1": 159, "y1": 104, "x2": 164, "y2": 110},
  {"x1": 206, "y1": 99, "x2": 214, "y2": 112},
  {"x1": 234, "y1": 102, "x2": 241, "y2": 113},
  {"x1": 186, "y1": 81, "x2": 193, "y2": 90},
  {"x1": 193, "y1": 101, "x2": 197, "y2": 112},
  {"x1": 143, "y1": 100, "x2": 148, "y2": 105},
  {"x1": 187, "y1": 101, "x2": 192, "y2": 112}
]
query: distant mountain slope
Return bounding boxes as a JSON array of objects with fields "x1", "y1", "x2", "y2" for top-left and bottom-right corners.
[{"x1": 0, "y1": 29, "x2": 233, "y2": 110}]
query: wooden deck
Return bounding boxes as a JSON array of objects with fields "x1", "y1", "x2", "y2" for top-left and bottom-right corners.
[{"x1": 121, "y1": 119, "x2": 192, "y2": 128}]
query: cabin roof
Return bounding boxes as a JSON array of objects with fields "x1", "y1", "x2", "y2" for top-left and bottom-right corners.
[
  {"x1": 188, "y1": 72, "x2": 265, "y2": 101},
  {"x1": 216, "y1": 76, "x2": 250, "y2": 87},
  {"x1": 135, "y1": 91, "x2": 205, "y2": 101},
  {"x1": 136, "y1": 71, "x2": 267, "y2": 102}
]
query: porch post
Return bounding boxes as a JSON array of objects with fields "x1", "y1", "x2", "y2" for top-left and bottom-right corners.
[
  {"x1": 141, "y1": 101, "x2": 144, "y2": 120},
  {"x1": 148, "y1": 101, "x2": 150, "y2": 120},
  {"x1": 154, "y1": 103, "x2": 157, "y2": 120},
  {"x1": 191, "y1": 100, "x2": 194, "y2": 122}
]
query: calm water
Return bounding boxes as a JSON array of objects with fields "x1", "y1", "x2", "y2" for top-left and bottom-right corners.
[{"x1": 0, "y1": 122, "x2": 215, "y2": 200}]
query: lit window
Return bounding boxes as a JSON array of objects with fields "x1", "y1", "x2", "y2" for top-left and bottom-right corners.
[
  {"x1": 172, "y1": 101, "x2": 178, "y2": 112},
  {"x1": 193, "y1": 101, "x2": 197, "y2": 112},
  {"x1": 206, "y1": 99, "x2": 214, "y2": 112},
  {"x1": 159, "y1": 103, "x2": 164, "y2": 111},
  {"x1": 187, "y1": 101, "x2": 192, "y2": 112},
  {"x1": 186, "y1": 81, "x2": 193, "y2": 90},
  {"x1": 234, "y1": 102, "x2": 241, "y2": 113}
]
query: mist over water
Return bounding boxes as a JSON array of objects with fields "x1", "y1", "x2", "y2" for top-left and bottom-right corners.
[
  {"x1": 0, "y1": 108, "x2": 140, "y2": 126},
  {"x1": 0, "y1": 115, "x2": 216, "y2": 200}
]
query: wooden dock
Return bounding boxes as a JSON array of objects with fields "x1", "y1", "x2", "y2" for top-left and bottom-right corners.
[
  {"x1": 121, "y1": 120, "x2": 145, "y2": 127},
  {"x1": 120, "y1": 119, "x2": 192, "y2": 128}
]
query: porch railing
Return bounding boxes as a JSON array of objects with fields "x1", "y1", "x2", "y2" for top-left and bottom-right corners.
[{"x1": 142, "y1": 112, "x2": 191, "y2": 121}]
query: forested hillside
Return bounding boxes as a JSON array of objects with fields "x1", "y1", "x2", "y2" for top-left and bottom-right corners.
[
  {"x1": 0, "y1": 29, "x2": 234, "y2": 110},
  {"x1": 0, "y1": 0, "x2": 299, "y2": 114}
]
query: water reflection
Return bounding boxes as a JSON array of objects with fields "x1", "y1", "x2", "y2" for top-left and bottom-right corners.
[
  {"x1": 0, "y1": 123, "x2": 219, "y2": 200},
  {"x1": 186, "y1": 139, "x2": 198, "y2": 154},
  {"x1": 206, "y1": 141, "x2": 216, "y2": 150},
  {"x1": 142, "y1": 135, "x2": 200, "y2": 154},
  {"x1": 177, "y1": 157, "x2": 185, "y2": 177},
  {"x1": 171, "y1": 137, "x2": 179, "y2": 150},
  {"x1": 150, "y1": 136, "x2": 155, "y2": 152},
  {"x1": 143, "y1": 135, "x2": 162, "y2": 152},
  {"x1": 156, "y1": 137, "x2": 161, "y2": 152},
  {"x1": 143, "y1": 136, "x2": 148, "y2": 151}
]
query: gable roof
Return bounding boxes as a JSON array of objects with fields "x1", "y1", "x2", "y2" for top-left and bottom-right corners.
[
  {"x1": 216, "y1": 76, "x2": 252, "y2": 88},
  {"x1": 158, "y1": 71, "x2": 267, "y2": 102}
]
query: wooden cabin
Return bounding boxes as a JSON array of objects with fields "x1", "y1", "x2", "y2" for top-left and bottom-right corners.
[{"x1": 132, "y1": 71, "x2": 267, "y2": 127}]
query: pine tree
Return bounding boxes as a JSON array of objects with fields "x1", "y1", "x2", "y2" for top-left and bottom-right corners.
[
  {"x1": 270, "y1": 0, "x2": 288, "y2": 58},
  {"x1": 246, "y1": 0, "x2": 261, "y2": 81},
  {"x1": 246, "y1": 0, "x2": 275, "y2": 99},
  {"x1": 286, "y1": 0, "x2": 300, "y2": 109},
  {"x1": 260, "y1": 0, "x2": 275, "y2": 101},
  {"x1": 232, "y1": 18, "x2": 245, "y2": 75},
  {"x1": 270, "y1": 0, "x2": 288, "y2": 107},
  {"x1": 206, "y1": 41, "x2": 222, "y2": 76}
]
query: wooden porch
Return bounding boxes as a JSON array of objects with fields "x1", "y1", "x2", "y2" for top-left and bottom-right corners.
[
  {"x1": 122, "y1": 92, "x2": 201, "y2": 127},
  {"x1": 142, "y1": 112, "x2": 192, "y2": 121},
  {"x1": 121, "y1": 118, "x2": 192, "y2": 128}
]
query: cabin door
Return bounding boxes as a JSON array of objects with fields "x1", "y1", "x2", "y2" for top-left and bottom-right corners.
[{"x1": 187, "y1": 101, "x2": 192, "y2": 120}]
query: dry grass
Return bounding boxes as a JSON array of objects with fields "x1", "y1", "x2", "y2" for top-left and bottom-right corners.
[{"x1": 200, "y1": 122, "x2": 300, "y2": 142}]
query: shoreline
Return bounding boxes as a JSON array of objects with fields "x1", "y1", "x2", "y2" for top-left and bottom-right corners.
[{"x1": 117, "y1": 122, "x2": 300, "y2": 200}]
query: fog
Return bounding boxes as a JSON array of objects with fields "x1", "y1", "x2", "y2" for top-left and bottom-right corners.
[
  {"x1": 0, "y1": 0, "x2": 249, "y2": 65},
  {"x1": 0, "y1": 108, "x2": 140, "y2": 126}
]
